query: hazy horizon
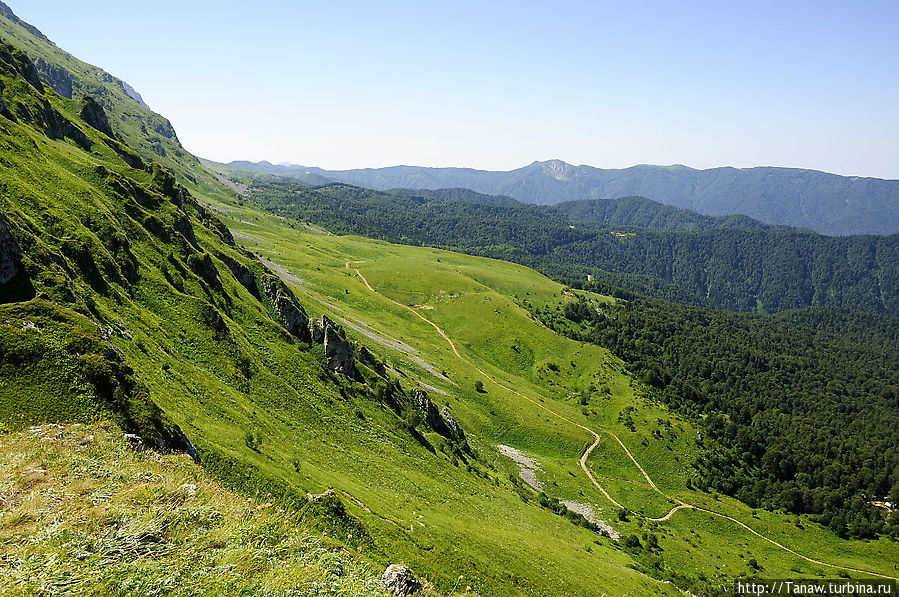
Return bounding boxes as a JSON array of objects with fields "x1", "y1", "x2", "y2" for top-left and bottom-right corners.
[{"x1": 9, "y1": 0, "x2": 899, "y2": 179}]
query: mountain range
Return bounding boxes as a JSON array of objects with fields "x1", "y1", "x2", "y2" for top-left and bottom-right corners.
[{"x1": 228, "y1": 159, "x2": 899, "y2": 236}]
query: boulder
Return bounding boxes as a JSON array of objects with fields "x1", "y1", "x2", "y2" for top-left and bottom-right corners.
[
  {"x1": 0, "y1": 214, "x2": 21, "y2": 284},
  {"x1": 381, "y1": 564, "x2": 422, "y2": 597}
]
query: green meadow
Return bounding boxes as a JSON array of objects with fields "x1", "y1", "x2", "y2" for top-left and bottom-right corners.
[{"x1": 204, "y1": 185, "x2": 899, "y2": 593}]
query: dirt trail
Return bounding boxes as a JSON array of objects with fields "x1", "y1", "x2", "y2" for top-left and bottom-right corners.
[{"x1": 347, "y1": 261, "x2": 898, "y2": 581}]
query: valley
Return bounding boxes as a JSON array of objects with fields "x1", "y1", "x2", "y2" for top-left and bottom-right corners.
[
  {"x1": 208, "y1": 187, "x2": 899, "y2": 590},
  {"x1": 0, "y1": 2, "x2": 897, "y2": 595}
]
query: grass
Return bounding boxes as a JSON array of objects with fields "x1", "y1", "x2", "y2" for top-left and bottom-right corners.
[
  {"x1": 1, "y1": 15, "x2": 897, "y2": 595},
  {"x1": 208, "y1": 189, "x2": 899, "y2": 591},
  {"x1": 0, "y1": 46, "x2": 666, "y2": 596},
  {"x1": 0, "y1": 423, "x2": 385, "y2": 596}
]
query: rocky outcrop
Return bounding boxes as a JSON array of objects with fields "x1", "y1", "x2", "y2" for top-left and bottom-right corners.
[
  {"x1": 35, "y1": 57, "x2": 73, "y2": 98},
  {"x1": 411, "y1": 388, "x2": 466, "y2": 443},
  {"x1": 412, "y1": 387, "x2": 442, "y2": 430},
  {"x1": 79, "y1": 94, "x2": 114, "y2": 138},
  {"x1": 358, "y1": 345, "x2": 387, "y2": 377},
  {"x1": 0, "y1": 40, "x2": 43, "y2": 92},
  {"x1": 310, "y1": 315, "x2": 356, "y2": 377},
  {"x1": 439, "y1": 406, "x2": 466, "y2": 442},
  {"x1": 120, "y1": 79, "x2": 149, "y2": 109},
  {"x1": 262, "y1": 274, "x2": 311, "y2": 342},
  {"x1": 381, "y1": 565, "x2": 422, "y2": 597},
  {"x1": 0, "y1": 214, "x2": 21, "y2": 284},
  {"x1": 164, "y1": 424, "x2": 200, "y2": 463}
]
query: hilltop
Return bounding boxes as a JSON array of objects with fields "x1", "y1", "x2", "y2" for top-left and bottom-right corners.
[{"x1": 228, "y1": 159, "x2": 899, "y2": 236}]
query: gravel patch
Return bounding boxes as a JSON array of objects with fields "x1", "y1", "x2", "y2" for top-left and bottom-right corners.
[
  {"x1": 259, "y1": 256, "x2": 304, "y2": 286},
  {"x1": 497, "y1": 444, "x2": 543, "y2": 491},
  {"x1": 559, "y1": 500, "x2": 619, "y2": 540}
]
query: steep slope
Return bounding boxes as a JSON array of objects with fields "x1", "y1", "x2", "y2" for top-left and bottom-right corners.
[
  {"x1": 0, "y1": 1, "x2": 234, "y2": 207},
  {"x1": 231, "y1": 159, "x2": 899, "y2": 236},
  {"x1": 0, "y1": 28, "x2": 688, "y2": 597}
]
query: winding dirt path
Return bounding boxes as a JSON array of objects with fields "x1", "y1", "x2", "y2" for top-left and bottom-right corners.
[{"x1": 346, "y1": 261, "x2": 898, "y2": 581}]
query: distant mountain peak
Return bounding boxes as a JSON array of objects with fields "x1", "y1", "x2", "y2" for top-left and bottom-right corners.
[{"x1": 532, "y1": 159, "x2": 575, "y2": 181}]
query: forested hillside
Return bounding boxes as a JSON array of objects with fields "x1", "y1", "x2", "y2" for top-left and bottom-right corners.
[
  {"x1": 551, "y1": 196, "x2": 790, "y2": 232},
  {"x1": 228, "y1": 159, "x2": 899, "y2": 235},
  {"x1": 243, "y1": 180, "x2": 899, "y2": 315},
  {"x1": 535, "y1": 290, "x2": 899, "y2": 540}
]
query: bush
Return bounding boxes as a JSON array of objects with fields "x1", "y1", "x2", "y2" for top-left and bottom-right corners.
[
  {"x1": 623, "y1": 534, "x2": 642, "y2": 549},
  {"x1": 244, "y1": 430, "x2": 262, "y2": 451}
]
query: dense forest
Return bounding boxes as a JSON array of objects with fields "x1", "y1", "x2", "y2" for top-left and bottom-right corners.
[
  {"x1": 247, "y1": 181, "x2": 899, "y2": 315},
  {"x1": 551, "y1": 195, "x2": 791, "y2": 232},
  {"x1": 537, "y1": 290, "x2": 899, "y2": 540}
]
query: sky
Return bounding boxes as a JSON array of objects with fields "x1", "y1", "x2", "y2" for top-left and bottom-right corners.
[{"x1": 8, "y1": 1, "x2": 899, "y2": 178}]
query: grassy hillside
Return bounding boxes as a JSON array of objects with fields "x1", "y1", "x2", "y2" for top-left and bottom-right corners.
[
  {"x1": 0, "y1": 1, "x2": 244, "y2": 214},
  {"x1": 0, "y1": 422, "x2": 383, "y2": 595},
  {"x1": 2, "y1": 4, "x2": 898, "y2": 596},
  {"x1": 0, "y1": 24, "x2": 677, "y2": 597},
  {"x1": 203, "y1": 183, "x2": 899, "y2": 592}
]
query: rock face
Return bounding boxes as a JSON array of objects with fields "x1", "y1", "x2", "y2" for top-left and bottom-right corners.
[
  {"x1": 79, "y1": 94, "x2": 114, "y2": 138},
  {"x1": 439, "y1": 406, "x2": 466, "y2": 442},
  {"x1": 412, "y1": 387, "x2": 442, "y2": 429},
  {"x1": 381, "y1": 564, "x2": 422, "y2": 597},
  {"x1": 0, "y1": 214, "x2": 21, "y2": 284},
  {"x1": 310, "y1": 315, "x2": 356, "y2": 377},
  {"x1": 411, "y1": 388, "x2": 466, "y2": 442},
  {"x1": 262, "y1": 274, "x2": 311, "y2": 342},
  {"x1": 35, "y1": 57, "x2": 73, "y2": 99}
]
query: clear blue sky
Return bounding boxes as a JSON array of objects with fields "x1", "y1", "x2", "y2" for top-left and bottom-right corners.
[{"x1": 9, "y1": 0, "x2": 899, "y2": 177}]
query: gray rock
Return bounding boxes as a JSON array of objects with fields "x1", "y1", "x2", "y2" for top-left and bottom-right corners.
[
  {"x1": 412, "y1": 388, "x2": 442, "y2": 430},
  {"x1": 310, "y1": 316, "x2": 355, "y2": 376},
  {"x1": 439, "y1": 406, "x2": 466, "y2": 442},
  {"x1": 123, "y1": 433, "x2": 144, "y2": 449},
  {"x1": 262, "y1": 274, "x2": 310, "y2": 342},
  {"x1": 381, "y1": 564, "x2": 422, "y2": 597},
  {"x1": 411, "y1": 388, "x2": 466, "y2": 442},
  {"x1": 35, "y1": 57, "x2": 73, "y2": 99},
  {"x1": 120, "y1": 79, "x2": 149, "y2": 109},
  {"x1": 79, "y1": 94, "x2": 114, "y2": 138},
  {"x1": 152, "y1": 424, "x2": 199, "y2": 463},
  {"x1": 0, "y1": 214, "x2": 21, "y2": 284}
]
